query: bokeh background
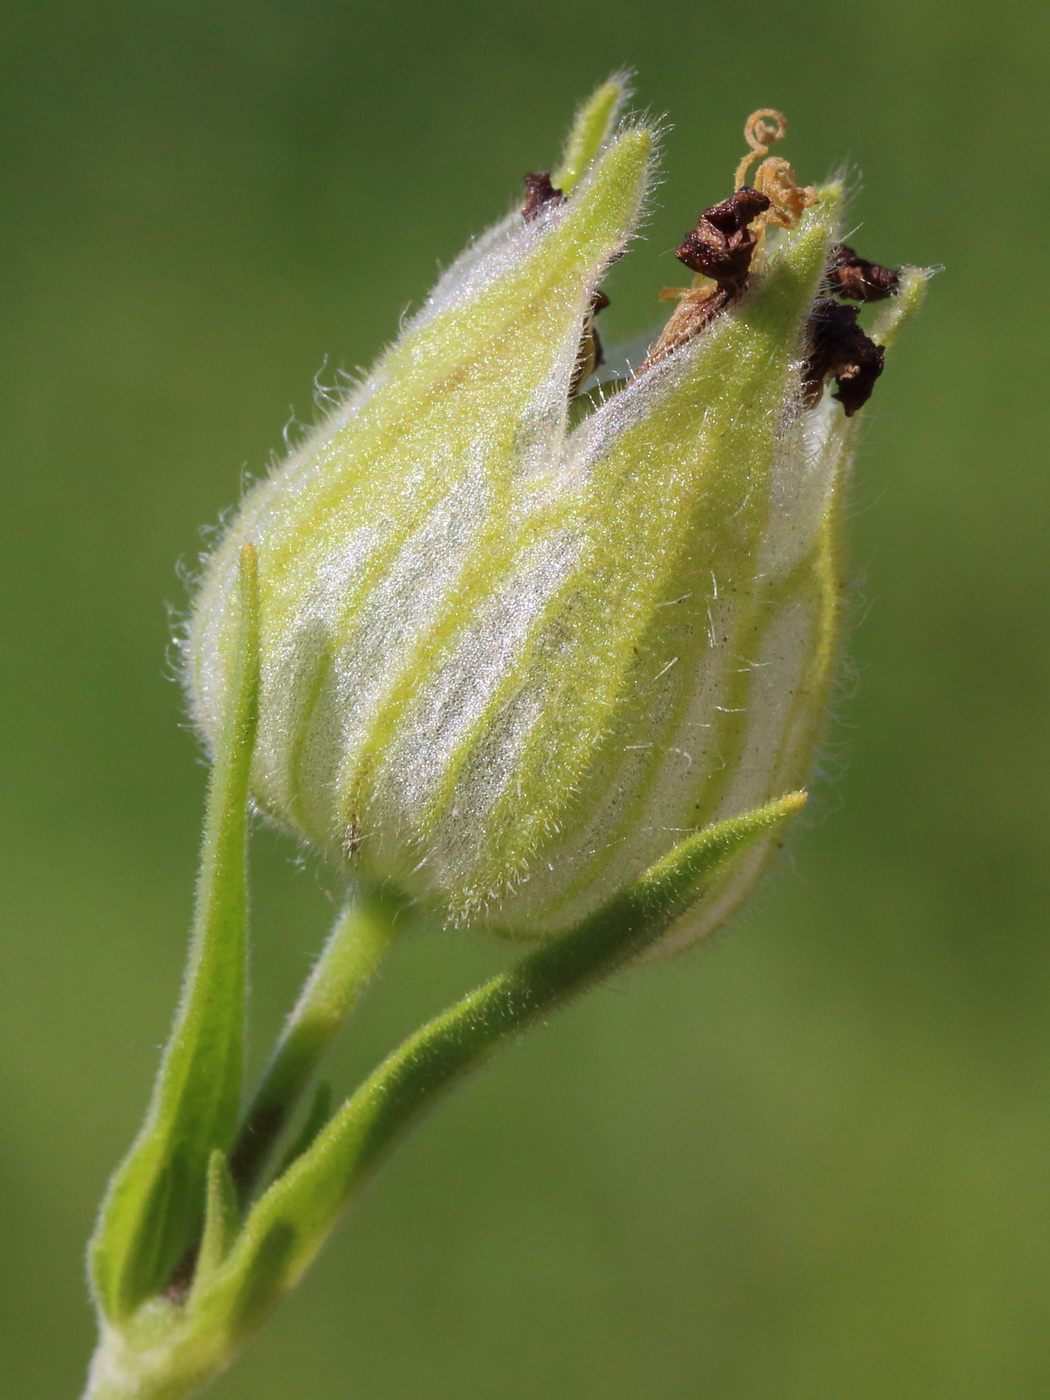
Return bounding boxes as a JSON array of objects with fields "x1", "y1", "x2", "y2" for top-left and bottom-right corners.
[{"x1": 2, "y1": 2, "x2": 1047, "y2": 1396}]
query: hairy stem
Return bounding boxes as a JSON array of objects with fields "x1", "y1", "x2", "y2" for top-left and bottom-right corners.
[{"x1": 230, "y1": 885, "x2": 402, "y2": 1200}]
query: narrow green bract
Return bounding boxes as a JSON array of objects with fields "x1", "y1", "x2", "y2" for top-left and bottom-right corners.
[{"x1": 92, "y1": 546, "x2": 259, "y2": 1320}]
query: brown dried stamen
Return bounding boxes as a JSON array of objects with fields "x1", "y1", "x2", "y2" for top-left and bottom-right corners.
[
  {"x1": 800, "y1": 241, "x2": 901, "y2": 413},
  {"x1": 636, "y1": 109, "x2": 898, "y2": 414},
  {"x1": 639, "y1": 110, "x2": 821, "y2": 375},
  {"x1": 639, "y1": 188, "x2": 771, "y2": 371},
  {"x1": 802, "y1": 299, "x2": 885, "y2": 416},
  {"x1": 675, "y1": 187, "x2": 772, "y2": 295},
  {"x1": 522, "y1": 171, "x2": 565, "y2": 221},
  {"x1": 520, "y1": 170, "x2": 607, "y2": 398},
  {"x1": 569, "y1": 288, "x2": 610, "y2": 397},
  {"x1": 827, "y1": 243, "x2": 900, "y2": 302}
]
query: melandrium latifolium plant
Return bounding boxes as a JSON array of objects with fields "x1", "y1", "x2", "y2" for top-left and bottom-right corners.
[{"x1": 82, "y1": 75, "x2": 929, "y2": 1399}]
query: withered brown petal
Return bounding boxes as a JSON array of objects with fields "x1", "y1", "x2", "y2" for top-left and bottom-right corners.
[
  {"x1": 674, "y1": 187, "x2": 771, "y2": 295},
  {"x1": 802, "y1": 298, "x2": 885, "y2": 416},
  {"x1": 522, "y1": 171, "x2": 565, "y2": 221},
  {"x1": 827, "y1": 243, "x2": 900, "y2": 302}
]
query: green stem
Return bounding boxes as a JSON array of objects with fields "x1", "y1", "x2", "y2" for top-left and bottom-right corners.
[
  {"x1": 221, "y1": 794, "x2": 804, "y2": 1308},
  {"x1": 229, "y1": 885, "x2": 402, "y2": 1200},
  {"x1": 81, "y1": 1318, "x2": 229, "y2": 1400}
]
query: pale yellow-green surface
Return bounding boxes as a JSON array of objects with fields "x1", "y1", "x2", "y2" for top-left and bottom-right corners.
[
  {"x1": 187, "y1": 124, "x2": 658, "y2": 915},
  {"x1": 188, "y1": 137, "x2": 858, "y2": 944},
  {"x1": 2, "y1": 3, "x2": 1048, "y2": 1398}
]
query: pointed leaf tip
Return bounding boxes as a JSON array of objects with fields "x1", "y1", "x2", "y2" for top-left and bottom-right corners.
[
  {"x1": 636, "y1": 790, "x2": 807, "y2": 912},
  {"x1": 568, "y1": 123, "x2": 654, "y2": 240},
  {"x1": 871, "y1": 265, "x2": 932, "y2": 349},
  {"x1": 193, "y1": 1150, "x2": 239, "y2": 1291},
  {"x1": 554, "y1": 73, "x2": 633, "y2": 193}
]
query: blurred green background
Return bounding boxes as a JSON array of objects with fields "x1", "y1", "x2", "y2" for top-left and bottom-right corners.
[{"x1": 2, "y1": 1, "x2": 1047, "y2": 1396}]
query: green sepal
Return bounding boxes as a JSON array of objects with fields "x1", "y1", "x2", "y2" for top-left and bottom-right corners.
[
  {"x1": 553, "y1": 72, "x2": 631, "y2": 192},
  {"x1": 89, "y1": 545, "x2": 260, "y2": 1322},
  {"x1": 872, "y1": 264, "x2": 932, "y2": 347}
]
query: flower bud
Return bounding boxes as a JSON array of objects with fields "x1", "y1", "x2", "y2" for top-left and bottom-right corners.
[{"x1": 186, "y1": 87, "x2": 927, "y2": 947}]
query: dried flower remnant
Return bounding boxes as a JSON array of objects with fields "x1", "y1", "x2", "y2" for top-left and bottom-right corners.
[
  {"x1": 800, "y1": 247, "x2": 902, "y2": 413},
  {"x1": 643, "y1": 110, "x2": 904, "y2": 414},
  {"x1": 642, "y1": 187, "x2": 770, "y2": 366},
  {"x1": 569, "y1": 287, "x2": 610, "y2": 395},
  {"x1": 827, "y1": 242, "x2": 901, "y2": 302},
  {"x1": 674, "y1": 187, "x2": 772, "y2": 293},
  {"x1": 733, "y1": 108, "x2": 817, "y2": 228},
  {"x1": 801, "y1": 298, "x2": 886, "y2": 414},
  {"x1": 522, "y1": 171, "x2": 565, "y2": 221},
  {"x1": 642, "y1": 109, "x2": 817, "y2": 369},
  {"x1": 523, "y1": 171, "x2": 609, "y2": 396}
]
